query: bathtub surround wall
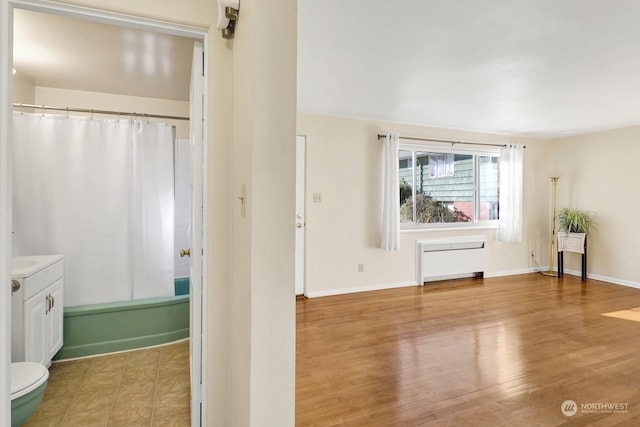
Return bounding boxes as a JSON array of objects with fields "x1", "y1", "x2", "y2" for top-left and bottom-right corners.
[
  {"x1": 12, "y1": 113, "x2": 175, "y2": 306},
  {"x1": 174, "y1": 277, "x2": 190, "y2": 296}
]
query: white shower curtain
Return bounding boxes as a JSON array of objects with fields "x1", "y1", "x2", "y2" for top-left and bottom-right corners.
[{"x1": 12, "y1": 112, "x2": 174, "y2": 306}]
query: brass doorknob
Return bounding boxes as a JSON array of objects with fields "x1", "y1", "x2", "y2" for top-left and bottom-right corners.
[
  {"x1": 296, "y1": 223, "x2": 303, "y2": 228},
  {"x1": 180, "y1": 249, "x2": 191, "y2": 257}
]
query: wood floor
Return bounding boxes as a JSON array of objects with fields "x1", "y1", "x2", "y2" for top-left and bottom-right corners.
[{"x1": 296, "y1": 274, "x2": 640, "y2": 426}]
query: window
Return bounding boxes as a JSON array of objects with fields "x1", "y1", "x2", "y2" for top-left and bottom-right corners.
[
  {"x1": 428, "y1": 153, "x2": 454, "y2": 178},
  {"x1": 399, "y1": 145, "x2": 500, "y2": 227}
]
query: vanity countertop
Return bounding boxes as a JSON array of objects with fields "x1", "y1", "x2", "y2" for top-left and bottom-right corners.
[{"x1": 11, "y1": 255, "x2": 64, "y2": 279}]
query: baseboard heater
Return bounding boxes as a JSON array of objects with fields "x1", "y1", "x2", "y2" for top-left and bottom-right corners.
[{"x1": 416, "y1": 236, "x2": 487, "y2": 284}]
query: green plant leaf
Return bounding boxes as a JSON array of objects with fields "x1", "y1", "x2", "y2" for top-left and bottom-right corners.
[{"x1": 556, "y1": 208, "x2": 596, "y2": 234}]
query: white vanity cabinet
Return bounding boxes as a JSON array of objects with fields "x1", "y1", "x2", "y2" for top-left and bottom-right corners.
[
  {"x1": 47, "y1": 279, "x2": 64, "y2": 360},
  {"x1": 11, "y1": 255, "x2": 64, "y2": 367},
  {"x1": 23, "y1": 278, "x2": 64, "y2": 365}
]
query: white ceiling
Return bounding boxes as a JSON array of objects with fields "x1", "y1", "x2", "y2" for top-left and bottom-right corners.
[
  {"x1": 298, "y1": 0, "x2": 640, "y2": 139},
  {"x1": 14, "y1": 3, "x2": 640, "y2": 139},
  {"x1": 13, "y1": 9, "x2": 194, "y2": 101}
]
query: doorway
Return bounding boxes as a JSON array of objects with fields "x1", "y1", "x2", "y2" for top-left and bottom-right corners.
[
  {"x1": 1, "y1": 2, "x2": 207, "y2": 425},
  {"x1": 295, "y1": 135, "x2": 306, "y2": 296}
]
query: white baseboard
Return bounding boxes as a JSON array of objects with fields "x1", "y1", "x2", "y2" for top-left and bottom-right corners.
[
  {"x1": 484, "y1": 267, "x2": 543, "y2": 278},
  {"x1": 305, "y1": 281, "x2": 417, "y2": 298},
  {"x1": 305, "y1": 269, "x2": 541, "y2": 298},
  {"x1": 304, "y1": 268, "x2": 640, "y2": 299},
  {"x1": 560, "y1": 268, "x2": 640, "y2": 289}
]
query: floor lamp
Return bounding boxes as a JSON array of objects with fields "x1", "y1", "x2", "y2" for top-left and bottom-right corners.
[{"x1": 542, "y1": 177, "x2": 559, "y2": 276}]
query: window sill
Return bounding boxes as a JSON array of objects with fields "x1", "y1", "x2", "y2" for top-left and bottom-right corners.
[{"x1": 400, "y1": 224, "x2": 498, "y2": 233}]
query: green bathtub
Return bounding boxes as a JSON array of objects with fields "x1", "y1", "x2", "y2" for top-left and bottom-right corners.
[{"x1": 54, "y1": 291, "x2": 189, "y2": 360}]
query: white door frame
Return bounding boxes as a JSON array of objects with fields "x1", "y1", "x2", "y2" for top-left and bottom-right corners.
[
  {"x1": 0, "y1": 2, "x2": 13, "y2": 424},
  {"x1": 189, "y1": 40, "x2": 206, "y2": 424},
  {"x1": 0, "y1": 2, "x2": 208, "y2": 425},
  {"x1": 295, "y1": 135, "x2": 306, "y2": 296}
]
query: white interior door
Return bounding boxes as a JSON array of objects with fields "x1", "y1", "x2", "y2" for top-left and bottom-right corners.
[
  {"x1": 189, "y1": 40, "x2": 205, "y2": 425},
  {"x1": 295, "y1": 135, "x2": 306, "y2": 295}
]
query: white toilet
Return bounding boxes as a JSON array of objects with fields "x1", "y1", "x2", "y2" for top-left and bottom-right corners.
[{"x1": 11, "y1": 362, "x2": 49, "y2": 427}]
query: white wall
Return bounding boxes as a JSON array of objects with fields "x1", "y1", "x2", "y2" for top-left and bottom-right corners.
[
  {"x1": 550, "y1": 126, "x2": 640, "y2": 285},
  {"x1": 297, "y1": 113, "x2": 553, "y2": 296},
  {"x1": 33, "y1": 86, "x2": 190, "y2": 139},
  {"x1": 12, "y1": 71, "x2": 34, "y2": 104},
  {"x1": 232, "y1": 0, "x2": 297, "y2": 424},
  {"x1": 249, "y1": 0, "x2": 296, "y2": 422}
]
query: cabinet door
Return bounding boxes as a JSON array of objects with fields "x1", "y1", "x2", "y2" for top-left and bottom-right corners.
[
  {"x1": 48, "y1": 279, "x2": 64, "y2": 360},
  {"x1": 23, "y1": 290, "x2": 48, "y2": 366}
]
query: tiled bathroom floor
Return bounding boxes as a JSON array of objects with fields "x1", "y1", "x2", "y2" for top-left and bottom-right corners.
[{"x1": 23, "y1": 340, "x2": 191, "y2": 427}]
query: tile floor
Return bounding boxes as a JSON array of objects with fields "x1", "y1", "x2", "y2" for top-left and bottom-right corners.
[{"x1": 23, "y1": 340, "x2": 191, "y2": 427}]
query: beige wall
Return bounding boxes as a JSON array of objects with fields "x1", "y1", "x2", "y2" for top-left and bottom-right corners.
[
  {"x1": 18, "y1": 1, "x2": 297, "y2": 426},
  {"x1": 230, "y1": 0, "x2": 252, "y2": 422},
  {"x1": 32, "y1": 86, "x2": 190, "y2": 138},
  {"x1": 550, "y1": 126, "x2": 640, "y2": 285},
  {"x1": 297, "y1": 113, "x2": 553, "y2": 296},
  {"x1": 232, "y1": 0, "x2": 296, "y2": 424},
  {"x1": 12, "y1": 71, "x2": 34, "y2": 104},
  {"x1": 247, "y1": 1, "x2": 296, "y2": 423}
]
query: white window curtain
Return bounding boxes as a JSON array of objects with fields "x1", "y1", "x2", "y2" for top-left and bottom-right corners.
[
  {"x1": 381, "y1": 132, "x2": 400, "y2": 251},
  {"x1": 498, "y1": 143, "x2": 524, "y2": 243},
  {"x1": 12, "y1": 113, "x2": 175, "y2": 306}
]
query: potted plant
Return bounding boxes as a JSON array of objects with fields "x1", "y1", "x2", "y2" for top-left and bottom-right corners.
[
  {"x1": 557, "y1": 207, "x2": 596, "y2": 234},
  {"x1": 556, "y1": 207, "x2": 596, "y2": 252}
]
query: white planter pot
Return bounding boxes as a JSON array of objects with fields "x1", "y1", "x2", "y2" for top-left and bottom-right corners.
[{"x1": 557, "y1": 231, "x2": 586, "y2": 254}]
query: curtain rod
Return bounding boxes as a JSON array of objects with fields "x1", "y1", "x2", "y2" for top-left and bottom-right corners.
[
  {"x1": 376, "y1": 134, "x2": 526, "y2": 149},
  {"x1": 12, "y1": 103, "x2": 190, "y2": 121}
]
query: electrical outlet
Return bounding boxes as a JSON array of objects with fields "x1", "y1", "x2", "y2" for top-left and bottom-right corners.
[
  {"x1": 358, "y1": 263, "x2": 364, "y2": 272},
  {"x1": 312, "y1": 193, "x2": 322, "y2": 203}
]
